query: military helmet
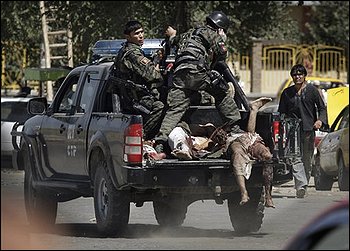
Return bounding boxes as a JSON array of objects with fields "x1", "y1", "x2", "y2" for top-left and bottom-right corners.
[{"x1": 206, "y1": 11, "x2": 230, "y2": 32}]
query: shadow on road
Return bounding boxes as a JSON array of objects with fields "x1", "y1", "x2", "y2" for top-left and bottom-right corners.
[{"x1": 14, "y1": 222, "x2": 268, "y2": 239}]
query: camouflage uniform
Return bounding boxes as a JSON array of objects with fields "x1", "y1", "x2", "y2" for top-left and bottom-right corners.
[
  {"x1": 155, "y1": 25, "x2": 241, "y2": 143},
  {"x1": 114, "y1": 42, "x2": 165, "y2": 140}
]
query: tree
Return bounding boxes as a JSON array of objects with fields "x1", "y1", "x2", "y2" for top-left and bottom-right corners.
[
  {"x1": 1, "y1": 1, "x2": 348, "y2": 80},
  {"x1": 303, "y1": 1, "x2": 349, "y2": 48}
]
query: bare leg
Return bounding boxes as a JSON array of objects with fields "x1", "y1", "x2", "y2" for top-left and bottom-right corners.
[
  {"x1": 263, "y1": 164, "x2": 275, "y2": 208},
  {"x1": 247, "y1": 97, "x2": 272, "y2": 133},
  {"x1": 230, "y1": 95, "x2": 272, "y2": 207},
  {"x1": 247, "y1": 98, "x2": 275, "y2": 208},
  {"x1": 250, "y1": 140, "x2": 275, "y2": 208},
  {"x1": 230, "y1": 141, "x2": 250, "y2": 206},
  {"x1": 236, "y1": 175, "x2": 250, "y2": 205}
]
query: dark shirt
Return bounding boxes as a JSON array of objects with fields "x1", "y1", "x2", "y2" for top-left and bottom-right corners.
[{"x1": 278, "y1": 83, "x2": 328, "y2": 131}]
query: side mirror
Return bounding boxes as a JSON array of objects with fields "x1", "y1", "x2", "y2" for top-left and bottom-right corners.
[{"x1": 28, "y1": 97, "x2": 48, "y2": 115}]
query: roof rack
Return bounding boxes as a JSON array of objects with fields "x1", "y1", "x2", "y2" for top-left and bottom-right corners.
[
  {"x1": 90, "y1": 39, "x2": 163, "y2": 63},
  {"x1": 91, "y1": 56, "x2": 115, "y2": 65}
]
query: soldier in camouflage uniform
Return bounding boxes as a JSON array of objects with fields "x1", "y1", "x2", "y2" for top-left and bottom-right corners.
[
  {"x1": 154, "y1": 11, "x2": 243, "y2": 152},
  {"x1": 114, "y1": 20, "x2": 165, "y2": 140}
]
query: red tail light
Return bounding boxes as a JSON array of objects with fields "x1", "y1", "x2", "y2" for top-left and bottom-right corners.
[
  {"x1": 273, "y1": 121, "x2": 280, "y2": 144},
  {"x1": 124, "y1": 124, "x2": 143, "y2": 163}
]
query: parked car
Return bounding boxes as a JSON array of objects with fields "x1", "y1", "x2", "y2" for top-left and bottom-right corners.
[
  {"x1": 284, "y1": 198, "x2": 349, "y2": 250},
  {"x1": 276, "y1": 76, "x2": 348, "y2": 102},
  {"x1": 313, "y1": 104, "x2": 349, "y2": 191},
  {"x1": 1, "y1": 96, "x2": 33, "y2": 168}
]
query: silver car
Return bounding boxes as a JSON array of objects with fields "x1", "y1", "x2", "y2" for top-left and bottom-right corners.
[
  {"x1": 314, "y1": 104, "x2": 349, "y2": 191},
  {"x1": 1, "y1": 97, "x2": 33, "y2": 168}
]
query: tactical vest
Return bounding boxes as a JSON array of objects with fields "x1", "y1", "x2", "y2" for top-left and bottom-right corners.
[
  {"x1": 175, "y1": 27, "x2": 212, "y2": 69},
  {"x1": 114, "y1": 46, "x2": 134, "y2": 80}
]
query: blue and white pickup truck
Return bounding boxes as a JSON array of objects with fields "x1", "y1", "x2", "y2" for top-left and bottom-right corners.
[{"x1": 12, "y1": 56, "x2": 297, "y2": 236}]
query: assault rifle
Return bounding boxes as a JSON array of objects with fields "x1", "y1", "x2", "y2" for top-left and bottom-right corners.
[
  {"x1": 213, "y1": 61, "x2": 250, "y2": 112},
  {"x1": 107, "y1": 75, "x2": 151, "y2": 114}
]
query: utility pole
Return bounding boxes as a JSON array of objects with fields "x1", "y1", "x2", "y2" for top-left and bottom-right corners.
[{"x1": 39, "y1": 1, "x2": 73, "y2": 100}]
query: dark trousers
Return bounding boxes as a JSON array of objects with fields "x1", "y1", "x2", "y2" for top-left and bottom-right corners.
[
  {"x1": 301, "y1": 130, "x2": 315, "y2": 184},
  {"x1": 155, "y1": 86, "x2": 241, "y2": 143}
]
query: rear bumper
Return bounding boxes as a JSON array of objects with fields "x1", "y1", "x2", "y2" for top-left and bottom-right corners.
[{"x1": 121, "y1": 159, "x2": 292, "y2": 191}]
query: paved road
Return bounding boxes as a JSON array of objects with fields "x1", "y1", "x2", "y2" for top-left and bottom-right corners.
[{"x1": 1, "y1": 168, "x2": 348, "y2": 250}]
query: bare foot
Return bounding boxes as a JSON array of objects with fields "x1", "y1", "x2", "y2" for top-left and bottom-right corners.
[
  {"x1": 239, "y1": 194, "x2": 250, "y2": 206},
  {"x1": 250, "y1": 97, "x2": 272, "y2": 111},
  {"x1": 265, "y1": 197, "x2": 275, "y2": 208}
]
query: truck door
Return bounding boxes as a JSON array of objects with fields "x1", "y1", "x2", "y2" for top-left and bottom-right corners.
[
  {"x1": 40, "y1": 72, "x2": 82, "y2": 177},
  {"x1": 62, "y1": 68, "x2": 103, "y2": 176}
]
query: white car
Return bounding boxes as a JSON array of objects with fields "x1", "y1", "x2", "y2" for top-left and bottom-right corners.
[
  {"x1": 1, "y1": 96, "x2": 33, "y2": 168},
  {"x1": 314, "y1": 105, "x2": 349, "y2": 191}
]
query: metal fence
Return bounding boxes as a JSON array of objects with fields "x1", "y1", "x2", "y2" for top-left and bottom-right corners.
[
  {"x1": 2, "y1": 41, "x2": 348, "y2": 96},
  {"x1": 230, "y1": 44, "x2": 348, "y2": 94}
]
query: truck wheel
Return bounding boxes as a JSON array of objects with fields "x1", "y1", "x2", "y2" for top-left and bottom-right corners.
[
  {"x1": 227, "y1": 187, "x2": 264, "y2": 234},
  {"x1": 153, "y1": 199, "x2": 188, "y2": 227},
  {"x1": 23, "y1": 147, "x2": 57, "y2": 227},
  {"x1": 314, "y1": 155, "x2": 333, "y2": 191},
  {"x1": 94, "y1": 161, "x2": 130, "y2": 236},
  {"x1": 338, "y1": 155, "x2": 349, "y2": 191}
]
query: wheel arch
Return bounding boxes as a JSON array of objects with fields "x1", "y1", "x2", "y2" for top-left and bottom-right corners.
[
  {"x1": 88, "y1": 133, "x2": 119, "y2": 190},
  {"x1": 20, "y1": 133, "x2": 42, "y2": 181}
]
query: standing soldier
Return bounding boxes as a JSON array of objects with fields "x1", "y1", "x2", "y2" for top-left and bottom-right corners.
[
  {"x1": 154, "y1": 11, "x2": 243, "y2": 153},
  {"x1": 114, "y1": 20, "x2": 165, "y2": 142}
]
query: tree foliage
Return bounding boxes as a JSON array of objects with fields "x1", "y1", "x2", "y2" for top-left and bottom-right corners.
[
  {"x1": 1, "y1": 1, "x2": 348, "y2": 68},
  {"x1": 303, "y1": 1, "x2": 349, "y2": 48},
  {"x1": 1, "y1": 1, "x2": 41, "y2": 48}
]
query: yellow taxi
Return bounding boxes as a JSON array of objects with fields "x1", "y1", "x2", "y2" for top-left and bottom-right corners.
[{"x1": 327, "y1": 87, "x2": 349, "y2": 126}]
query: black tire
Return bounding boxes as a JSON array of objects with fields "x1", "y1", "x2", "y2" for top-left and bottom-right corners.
[
  {"x1": 228, "y1": 187, "x2": 265, "y2": 234},
  {"x1": 338, "y1": 155, "x2": 349, "y2": 191},
  {"x1": 23, "y1": 147, "x2": 57, "y2": 227},
  {"x1": 314, "y1": 154, "x2": 333, "y2": 191},
  {"x1": 153, "y1": 199, "x2": 188, "y2": 227},
  {"x1": 94, "y1": 161, "x2": 130, "y2": 236}
]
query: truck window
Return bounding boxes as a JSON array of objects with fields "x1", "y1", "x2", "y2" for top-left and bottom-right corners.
[
  {"x1": 77, "y1": 71, "x2": 100, "y2": 113},
  {"x1": 58, "y1": 74, "x2": 80, "y2": 113}
]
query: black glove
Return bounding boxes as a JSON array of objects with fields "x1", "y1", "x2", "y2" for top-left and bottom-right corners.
[{"x1": 209, "y1": 70, "x2": 228, "y2": 91}]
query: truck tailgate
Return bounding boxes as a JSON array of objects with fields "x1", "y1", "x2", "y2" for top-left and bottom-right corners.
[
  {"x1": 146, "y1": 158, "x2": 231, "y2": 168},
  {"x1": 122, "y1": 159, "x2": 267, "y2": 191},
  {"x1": 122, "y1": 158, "x2": 291, "y2": 190}
]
